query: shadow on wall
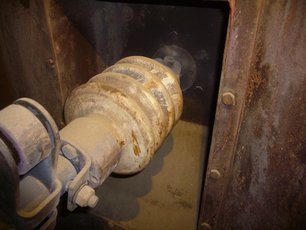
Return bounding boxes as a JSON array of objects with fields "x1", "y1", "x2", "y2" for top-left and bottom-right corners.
[
  {"x1": 92, "y1": 134, "x2": 174, "y2": 220},
  {"x1": 56, "y1": 0, "x2": 130, "y2": 66},
  {"x1": 56, "y1": 0, "x2": 229, "y2": 126}
]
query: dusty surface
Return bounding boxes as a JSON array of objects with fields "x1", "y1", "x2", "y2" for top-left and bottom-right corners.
[{"x1": 91, "y1": 120, "x2": 208, "y2": 230}]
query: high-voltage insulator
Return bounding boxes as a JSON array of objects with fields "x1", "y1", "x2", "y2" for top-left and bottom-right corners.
[
  {"x1": 0, "y1": 55, "x2": 184, "y2": 229},
  {"x1": 64, "y1": 56, "x2": 183, "y2": 178}
]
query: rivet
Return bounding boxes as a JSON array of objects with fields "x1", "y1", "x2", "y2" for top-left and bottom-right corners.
[
  {"x1": 222, "y1": 92, "x2": 235, "y2": 106},
  {"x1": 210, "y1": 169, "x2": 221, "y2": 180},
  {"x1": 201, "y1": 222, "x2": 212, "y2": 230},
  {"x1": 47, "y1": 58, "x2": 55, "y2": 66}
]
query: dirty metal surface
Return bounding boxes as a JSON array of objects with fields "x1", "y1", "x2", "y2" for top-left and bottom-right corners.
[
  {"x1": 199, "y1": 0, "x2": 306, "y2": 229},
  {"x1": 0, "y1": 0, "x2": 63, "y2": 125},
  {"x1": 56, "y1": 0, "x2": 131, "y2": 67},
  {"x1": 44, "y1": 0, "x2": 106, "y2": 119}
]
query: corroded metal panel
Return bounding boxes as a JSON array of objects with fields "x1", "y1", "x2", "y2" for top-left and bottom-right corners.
[
  {"x1": 0, "y1": 0, "x2": 110, "y2": 127},
  {"x1": 200, "y1": 0, "x2": 306, "y2": 229},
  {"x1": 44, "y1": 0, "x2": 107, "y2": 112},
  {"x1": 0, "y1": 0, "x2": 63, "y2": 124}
]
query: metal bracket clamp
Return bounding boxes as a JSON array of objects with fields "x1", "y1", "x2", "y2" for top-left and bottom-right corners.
[
  {"x1": 59, "y1": 141, "x2": 92, "y2": 211},
  {"x1": 13, "y1": 98, "x2": 60, "y2": 175},
  {"x1": 17, "y1": 179, "x2": 62, "y2": 229},
  {"x1": 0, "y1": 98, "x2": 61, "y2": 229}
]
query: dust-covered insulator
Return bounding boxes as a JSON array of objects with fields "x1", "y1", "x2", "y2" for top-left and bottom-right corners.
[{"x1": 64, "y1": 56, "x2": 183, "y2": 175}]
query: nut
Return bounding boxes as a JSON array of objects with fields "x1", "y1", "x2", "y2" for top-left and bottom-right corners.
[
  {"x1": 222, "y1": 92, "x2": 236, "y2": 106},
  {"x1": 88, "y1": 195, "x2": 99, "y2": 208},
  {"x1": 62, "y1": 144, "x2": 78, "y2": 159},
  {"x1": 74, "y1": 185, "x2": 99, "y2": 208},
  {"x1": 164, "y1": 56, "x2": 175, "y2": 65}
]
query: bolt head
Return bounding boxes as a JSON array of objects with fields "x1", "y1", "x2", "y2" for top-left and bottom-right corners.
[
  {"x1": 222, "y1": 92, "x2": 236, "y2": 106},
  {"x1": 74, "y1": 185, "x2": 99, "y2": 208},
  {"x1": 164, "y1": 56, "x2": 175, "y2": 65},
  {"x1": 47, "y1": 58, "x2": 54, "y2": 64}
]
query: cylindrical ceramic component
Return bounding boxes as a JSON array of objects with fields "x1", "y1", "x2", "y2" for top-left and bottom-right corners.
[{"x1": 64, "y1": 56, "x2": 183, "y2": 175}]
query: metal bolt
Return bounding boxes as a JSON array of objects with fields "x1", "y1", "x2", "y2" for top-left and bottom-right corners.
[
  {"x1": 210, "y1": 169, "x2": 221, "y2": 180},
  {"x1": 62, "y1": 144, "x2": 78, "y2": 160},
  {"x1": 87, "y1": 194, "x2": 99, "y2": 208},
  {"x1": 222, "y1": 92, "x2": 236, "y2": 106},
  {"x1": 164, "y1": 56, "x2": 175, "y2": 65},
  {"x1": 47, "y1": 58, "x2": 55, "y2": 67},
  {"x1": 74, "y1": 185, "x2": 99, "y2": 208},
  {"x1": 201, "y1": 222, "x2": 212, "y2": 230}
]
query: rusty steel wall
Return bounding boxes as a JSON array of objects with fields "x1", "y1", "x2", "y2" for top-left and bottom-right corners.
[
  {"x1": 199, "y1": 0, "x2": 306, "y2": 229},
  {"x1": 0, "y1": 0, "x2": 63, "y2": 124},
  {"x1": 0, "y1": 0, "x2": 112, "y2": 127}
]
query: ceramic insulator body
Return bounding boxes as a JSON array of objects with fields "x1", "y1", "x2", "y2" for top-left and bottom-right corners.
[{"x1": 64, "y1": 56, "x2": 183, "y2": 175}]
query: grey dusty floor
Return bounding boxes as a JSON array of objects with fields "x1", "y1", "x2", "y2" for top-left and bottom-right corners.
[{"x1": 91, "y1": 120, "x2": 209, "y2": 230}]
